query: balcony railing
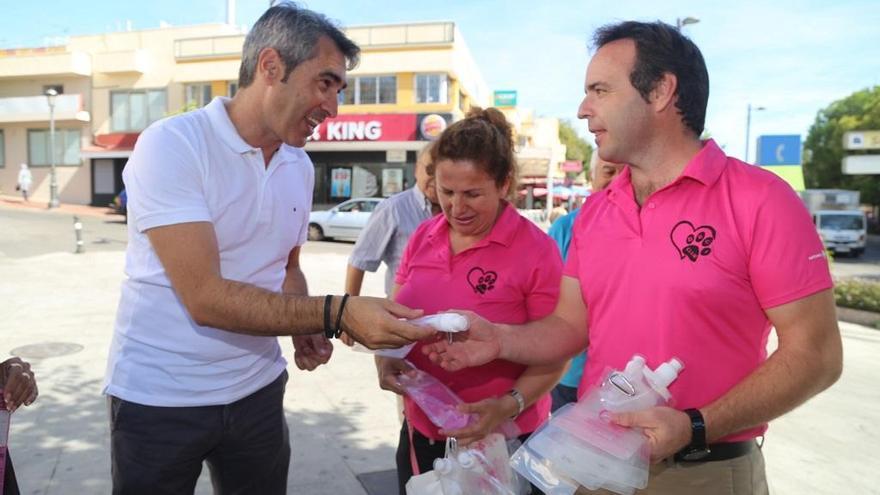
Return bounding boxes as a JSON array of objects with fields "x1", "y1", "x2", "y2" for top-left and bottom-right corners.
[
  {"x1": 174, "y1": 35, "x2": 245, "y2": 61},
  {"x1": 0, "y1": 51, "x2": 91, "y2": 79},
  {"x1": 345, "y1": 22, "x2": 455, "y2": 47},
  {"x1": 0, "y1": 94, "x2": 90, "y2": 124},
  {"x1": 93, "y1": 49, "x2": 150, "y2": 74}
]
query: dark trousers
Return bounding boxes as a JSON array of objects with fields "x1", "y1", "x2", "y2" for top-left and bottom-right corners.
[
  {"x1": 395, "y1": 420, "x2": 544, "y2": 495},
  {"x1": 110, "y1": 371, "x2": 290, "y2": 495},
  {"x1": 3, "y1": 451, "x2": 20, "y2": 495}
]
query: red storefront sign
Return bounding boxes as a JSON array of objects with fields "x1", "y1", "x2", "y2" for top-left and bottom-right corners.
[
  {"x1": 309, "y1": 114, "x2": 418, "y2": 142},
  {"x1": 562, "y1": 160, "x2": 583, "y2": 172}
]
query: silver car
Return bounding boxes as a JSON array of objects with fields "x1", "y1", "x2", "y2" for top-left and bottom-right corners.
[{"x1": 308, "y1": 198, "x2": 383, "y2": 242}]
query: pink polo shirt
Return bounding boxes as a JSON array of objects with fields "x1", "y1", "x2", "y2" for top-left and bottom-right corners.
[
  {"x1": 396, "y1": 203, "x2": 562, "y2": 440},
  {"x1": 566, "y1": 140, "x2": 832, "y2": 442}
]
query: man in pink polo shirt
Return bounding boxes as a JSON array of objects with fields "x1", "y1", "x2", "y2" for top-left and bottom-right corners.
[{"x1": 425, "y1": 20, "x2": 842, "y2": 494}]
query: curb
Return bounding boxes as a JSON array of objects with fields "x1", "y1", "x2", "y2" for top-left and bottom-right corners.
[{"x1": 836, "y1": 306, "x2": 880, "y2": 329}]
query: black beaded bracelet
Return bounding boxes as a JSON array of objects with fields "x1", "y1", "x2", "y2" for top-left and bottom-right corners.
[
  {"x1": 333, "y1": 293, "x2": 350, "y2": 338},
  {"x1": 322, "y1": 295, "x2": 334, "y2": 339}
]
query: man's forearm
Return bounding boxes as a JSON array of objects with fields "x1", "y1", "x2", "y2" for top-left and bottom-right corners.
[
  {"x1": 498, "y1": 315, "x2": 587, "y2": 365},
  {"x1": 701, "y1": 342, "x2": 842, "y2": 442},
  {"x1": 191, "y1": 277, "x2": 331, "y2": 337}
]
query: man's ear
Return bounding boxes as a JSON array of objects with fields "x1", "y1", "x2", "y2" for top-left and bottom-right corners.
[
  {"x1": 257, "y1": 47, "x2": 282, "y2": 84},
  {"x1": 650, "y1": 72, "x2": 678, "y2": 113}
]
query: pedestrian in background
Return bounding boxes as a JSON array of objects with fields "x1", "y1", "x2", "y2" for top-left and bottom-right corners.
[
  {"x1": 16, "y1": 164, "x2": 32, "y2": 202},
  {"x1": 547, "y1": 153, "x2": 624, "y2": 412}
]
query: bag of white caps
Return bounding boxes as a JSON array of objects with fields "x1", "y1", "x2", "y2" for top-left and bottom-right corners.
[
  {"x1": 408, "y1": 434, "x2": 529, "y2": 495},
  {"x1": 510, "y1": 355, "x2": 684, "y2": 495}
]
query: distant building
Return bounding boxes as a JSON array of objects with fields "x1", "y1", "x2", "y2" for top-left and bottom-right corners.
[{"x1": 0, "y1": 20, "x2": 565, "y2": 207}]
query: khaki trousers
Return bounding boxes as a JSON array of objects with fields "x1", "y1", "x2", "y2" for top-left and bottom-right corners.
[{"x1": 576, "y1": 445, "x2": 769, "y2": 495}]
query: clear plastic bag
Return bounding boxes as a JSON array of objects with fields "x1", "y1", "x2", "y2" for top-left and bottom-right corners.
[{"x1": 397, "y1": 364, "x2": 476, "y2": 431}]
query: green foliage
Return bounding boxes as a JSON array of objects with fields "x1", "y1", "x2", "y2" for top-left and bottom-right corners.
[
  {"x1": 803, "y1": 86, "x2": 880, "y2": 207},
  {"x1": 558, "y1": 119, "x2": 593, "y2": 175},
  {"x1": 166, "y1": 101, "x2": 201, "y2": 117},
  {"x1": 834, "y1": 278, "x2": 880, "y2": 314}
]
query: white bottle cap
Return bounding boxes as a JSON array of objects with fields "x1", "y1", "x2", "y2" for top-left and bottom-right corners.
[
  {"x1": 457, "y1": 451, "x2": 476, "y2": 469},
  {"x1": 651, "y1": 358, "x2": 684, "y2": 389},
  {"x1": 433, "y1": 457, "x2": 453, "y2": 475},
  {"x1": 623, "y1": 355, "x2": 646, "y2": 376}
]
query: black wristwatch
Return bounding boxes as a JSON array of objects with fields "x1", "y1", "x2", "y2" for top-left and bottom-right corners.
[{"x1": 679, "y1": 408, "x2": 711, "y2": 461}]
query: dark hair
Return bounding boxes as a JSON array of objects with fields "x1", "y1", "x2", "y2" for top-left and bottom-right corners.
[
  {"x1": 430, "y1": 107, "x2": 518, "y2": 199},
  {"x1": 238, "y1": 2, "x2": 359, "y2": 88},
  {"x1": 593, "y1": 21, "x2": 709, "y2": 136}
]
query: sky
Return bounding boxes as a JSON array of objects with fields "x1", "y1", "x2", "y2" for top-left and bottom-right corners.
[{"x1": 3, "y1": 0, "x2": 879, "y2": 163}]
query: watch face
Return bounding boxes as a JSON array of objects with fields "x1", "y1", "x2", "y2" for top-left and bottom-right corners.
[{"x1": 681, "y1": 448, "x2": 711, "y2": 461}]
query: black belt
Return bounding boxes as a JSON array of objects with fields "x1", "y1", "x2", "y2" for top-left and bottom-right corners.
[{"x1": 674, "y1": 440, "x2": 755, "y2": 463}]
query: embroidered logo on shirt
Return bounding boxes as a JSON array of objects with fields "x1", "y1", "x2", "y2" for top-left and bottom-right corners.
[
  {"x1": 467, "y1": 267, "x2": 497, "y2": 294},
  {"x1": 670, "y1": 220, "x2": 716, "y2": 262}
]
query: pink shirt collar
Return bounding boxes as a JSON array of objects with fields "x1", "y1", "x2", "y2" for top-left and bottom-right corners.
[{"x1": 607, "y1": 139, "x2": 728, "y2": 204}]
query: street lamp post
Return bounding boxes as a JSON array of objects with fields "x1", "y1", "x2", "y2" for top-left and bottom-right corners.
[
  {"x1": 676, "y1": 17, "x2": 700, "y2": 29},
  {"x1": 744, "y1": 103, "x2": 765, "y2": 164},
  {"x1": 45, "y1": 88, "x2": 59, "y2": 209}
]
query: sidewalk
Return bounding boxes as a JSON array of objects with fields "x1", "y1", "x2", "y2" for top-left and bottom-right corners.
[
  {"x1": 0, "y1": 194, "x2": 123, "y2": 220},
  {"x1": 0, "y1": 236, "x2": 398, "y2": 495}
]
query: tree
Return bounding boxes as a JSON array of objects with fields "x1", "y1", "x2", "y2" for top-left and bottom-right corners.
[
  {"x1": 558, "y1": 119, "x2": 593, "y2": 176},
  {"x1": 803, "y1": 86, "x2": 880, "y2": 210}
]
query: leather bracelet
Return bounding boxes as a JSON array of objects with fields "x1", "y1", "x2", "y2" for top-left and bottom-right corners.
[
  {"x1": 332, "y1": 293, "x2": 350, "y2": 338},
  {"x1": 322, "y1": 295, "x2": 334, "y2": 339},
  {"x1": 507, "y1": 388, "x2": 525, "y2": 418}
]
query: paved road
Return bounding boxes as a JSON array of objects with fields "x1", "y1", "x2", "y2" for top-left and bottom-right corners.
[{"x1": 1, "y1": 205, "x2": 879, "y2": 494}]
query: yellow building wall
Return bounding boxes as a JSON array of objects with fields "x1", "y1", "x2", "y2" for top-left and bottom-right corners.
[{"x1": 211, "y1": 80, "x2": 227, "y2": 99}]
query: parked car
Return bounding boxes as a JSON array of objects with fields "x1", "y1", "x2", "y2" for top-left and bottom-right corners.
[
  {"x1": 308, "y1": 197, "x2": 383, "y2": 242},
  {"x1": 813, "y1": 209, "x2": 867, "y2": 257}
]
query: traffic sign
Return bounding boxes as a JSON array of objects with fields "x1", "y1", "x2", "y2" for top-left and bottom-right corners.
[
  {"x1": 843, "y1": 155, "x2": 880, "y2": 174},
  {"x1": 493, "y1": 90, "x2": 517, "y2": 107},
  {"x1": 843, "y1": 130, "x2": 880, "y2": 150},
  {"x1": 756, "y1": 135, "x2": 802, "y2": 165},
  {"x1": 760, "y1": 165, "x2": 805, "y2": 191}
]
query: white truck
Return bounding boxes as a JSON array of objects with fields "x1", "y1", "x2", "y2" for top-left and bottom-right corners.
[{"x1": 800, "y1": 189, "x2": 867, "y2": 257}]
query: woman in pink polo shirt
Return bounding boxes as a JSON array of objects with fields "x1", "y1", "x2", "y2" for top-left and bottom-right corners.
[{"x1": 377, "y1": 107, "x2": 565, "y2": 493}]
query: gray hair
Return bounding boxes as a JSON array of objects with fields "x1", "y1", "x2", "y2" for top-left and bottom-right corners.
[{"x1": 238, "y1": 2, "x2": 359, "y2": 88}]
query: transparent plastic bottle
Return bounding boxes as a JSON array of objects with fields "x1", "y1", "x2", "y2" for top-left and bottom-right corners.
[{"x1": 457, "y1": 451, "x2": 513, "y2": 495}]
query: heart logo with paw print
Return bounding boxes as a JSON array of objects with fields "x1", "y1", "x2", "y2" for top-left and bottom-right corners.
[
  {"x1": 467, "y1": 267, "x2": 498, "y2": 294},
  {"x1": 670, "y1": 221, "x2": 717, "y2": 262}
]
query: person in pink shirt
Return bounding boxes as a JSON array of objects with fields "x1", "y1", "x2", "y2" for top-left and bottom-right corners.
[
  {"x1": 424, "y1": 21, "x2": 842, "y2": 495},
  {"x1": 376, "y1": 107, "x2": 565, "y2": 493}
]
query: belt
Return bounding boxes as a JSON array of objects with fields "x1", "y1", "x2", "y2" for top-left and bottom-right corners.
[{"x1": 674, "y1": 440, "x2": 755, "y2": 463}]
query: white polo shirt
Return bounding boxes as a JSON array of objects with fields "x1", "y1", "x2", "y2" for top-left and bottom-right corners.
[{"x1": 104, "y1": 97, "x2": 314, "y2": 407}]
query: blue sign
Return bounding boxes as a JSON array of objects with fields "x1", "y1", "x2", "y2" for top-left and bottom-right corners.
[{"x1": 756, "y1": 135, "x2": 802, "y2": 165}]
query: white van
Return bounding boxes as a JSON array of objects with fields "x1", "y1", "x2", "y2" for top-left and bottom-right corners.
[{"x1": 813, "y1": 210, "x2": 868, "y2": 257}]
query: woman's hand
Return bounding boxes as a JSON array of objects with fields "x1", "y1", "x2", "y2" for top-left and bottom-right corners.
[
  {"x1": 440, "y1": 394, "x2": 517, "y2": 446},
  {"x1": 2, "y1": 357, "x2": 38, "y2": 412},
  {"x1": 375, "y1": 357, "x2": 416, "y2": 395}
]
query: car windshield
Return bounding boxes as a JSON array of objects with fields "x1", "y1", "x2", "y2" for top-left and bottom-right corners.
[{"x1": 819, "y1": 214, "x2": 864, "y2": 230}]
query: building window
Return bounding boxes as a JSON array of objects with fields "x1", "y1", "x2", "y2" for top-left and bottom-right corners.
[
  {"x1": 228, "y1": 81, "x2": 238, "y2": 97},
  {"x1": 185, "y1": 83, "x2": 212, "y2": 107},
  {"x1": 338, "y1": 75, "x2": 397, "y2": 105},
  {"x1": 415, "y1": 74, "x2": 448, "y2": 104},
  {"x1": 27, "y1": 128, "x2": 81, "y2": 166},
  {"x1": 111, "y1": 89, "x2": 167, "y2": 132},
  {"x1": 0, "y1": 129, "x2": 5, "y2": 168}
]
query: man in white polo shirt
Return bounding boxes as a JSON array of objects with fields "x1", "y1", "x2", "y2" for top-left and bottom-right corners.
[{"x1": 103, "y1": 4, "x2": 433, "y2": 494}]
